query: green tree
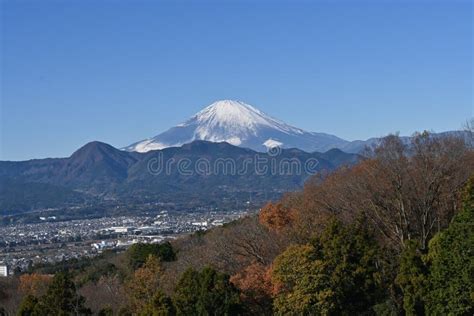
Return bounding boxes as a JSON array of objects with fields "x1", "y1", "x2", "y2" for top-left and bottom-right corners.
[
  {"x1": 173, "y1": 266, "x2": 243, "y2": 316},
  {"x1": 139, "y1": 292, "x2": 176, "y2": 316},
  {"x1": 22, "y1": 272, "x2": 91, "y2": 315},
  {"x1": 425, "y1": 178, "x2": 474, "y2": 315},
  {"x1": 272, "y1": 219, "x2": 384, "y2": 315},
  {"x1": 97, "y1": 306, "x2": 113, "y2": 316},
  {"x1": 17, "y1": 295, "x2": 38, "y2": 316},
  {"x1": 395, "y1": 240, "x2": 428, "y2": 316},
  {"x1": 127, "y1": 242, "x2": 176, "y2": 270},
  {"x1": 272, "y1": 244, "x2": 332, "y2": 314}
]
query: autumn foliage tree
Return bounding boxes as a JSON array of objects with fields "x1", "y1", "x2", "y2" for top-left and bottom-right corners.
[
  {"x1": 18, "y1": 274, "x2": 52, "y2": 298},
  {"x1": 126, "y1": 255, "x2": 173, "y2": 315},
  {"x1": 361, "y1": 133, "x2": 472, "y2": 250},
  {"x1": 230, "y1": 262, "x2": 274, "y2": 315},
  {"x1": 259, "y1": 201, "x2": 294, "y2": 231},
  {"x1": 289, "y1": 133, "x2": 473, "y2": 251}
]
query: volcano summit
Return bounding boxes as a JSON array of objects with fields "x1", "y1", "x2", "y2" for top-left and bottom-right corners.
[{"x1": 124, "y1": 100, "x2": 347, "y2": 153}]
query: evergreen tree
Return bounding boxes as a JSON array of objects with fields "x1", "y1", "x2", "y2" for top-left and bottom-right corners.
[
  {"x1": 97, "y1": 306, "x2": 113, "y2": 316},
  {"x1": 34, "y1": 272, "x2": 91, "y2": 315},
  {"x1": 395, "y1": 240, "x2": 428, "y2": 316},
  {"x1": 173, "y1": 266, "x2": 243, "y2": 315},
  {"x1": 272, "y1": 219, "x2": 384, "y2": 315},
  {"x1": 139, "y1": 292, "x2": 176, "y2": 316},
  {"x1": 17, "y1": 295, "x2": 38, "y2": 316},
  {"x1": 127, "y1": 242, "x2": 176, "y2": 270},
  {"x1": 425, "y1": 178, "x2": 474, "y2": 315}
]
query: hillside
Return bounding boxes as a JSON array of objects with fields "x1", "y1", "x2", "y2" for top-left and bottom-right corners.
[
  {"x1": 0, "y1": 140, "x2": 360, "y2": 213},
  {"x1": 2, "y1": 133, "x2": 472, "y2": 315}
]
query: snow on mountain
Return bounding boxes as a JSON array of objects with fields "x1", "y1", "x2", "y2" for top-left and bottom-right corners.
[
  {"x1": 263, "y1": 139, "x2": 284, "y2": 149},
  {"x1": 124, "y1": 100, "x2": 349, "y2": 153}
]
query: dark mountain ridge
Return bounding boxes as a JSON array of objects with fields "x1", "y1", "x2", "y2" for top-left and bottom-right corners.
[{"x1": 0, "y1": 140, "x2": 360, "y2": 213}]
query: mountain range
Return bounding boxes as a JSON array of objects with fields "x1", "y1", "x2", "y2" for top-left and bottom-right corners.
[
  {"x1": 123, "y1": 100, "x2": 465, "y2": 154},
  {"x1": 1, "y1": 99, "x2": 466, "y2": 215},
  {"x1": 0, "y1": 141, "x2": 360, "y2": 213}
]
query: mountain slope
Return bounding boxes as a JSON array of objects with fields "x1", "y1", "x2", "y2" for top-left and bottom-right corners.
[
  {"x1": 60, "y1": 141, "x2": 138, "y2": 189},
  {"x1": 0, "y1": 142, "x2": 139, "y2": 193},
  {"x1": 124, "y1": 100, "x2": 348, "y2": 153},
  {"x1": 0, "y1": 141, "x2": 360, "y2": 212}
]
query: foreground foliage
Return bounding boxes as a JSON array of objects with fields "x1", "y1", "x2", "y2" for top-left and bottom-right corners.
[
  {"x1": 17, "y1": 272, "x2": 90, "y2": 315},
  {"x1": 272, "y1": 219, "x2": 383, "y2": 315},
  {"x1": 174, "y1": 267, "x2": 243, "y2": 315},
  {"x1": 425, "y1": 179, "x2": 474, "y2": 315}
]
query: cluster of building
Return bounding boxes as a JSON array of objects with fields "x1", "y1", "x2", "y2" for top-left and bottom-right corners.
[{"x1": 0, "y1": 208, "x2": 253, "y2": 274}]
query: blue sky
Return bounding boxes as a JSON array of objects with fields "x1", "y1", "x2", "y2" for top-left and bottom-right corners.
[{"x1": 1, "y1": 0, "x2": 472, "y2": 160}]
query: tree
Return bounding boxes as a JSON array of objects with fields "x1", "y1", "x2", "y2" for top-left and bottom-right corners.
[
  {"x1": 259, "y1": 201, "x2": 294, "y2": 231},
  {"x1": 292, "y1": 133, "x2": 473, "y2": 251},
  {"x1": 79, "y1": 275, "x2": 127, "y2": 315},
  {"x1": 272, "y1": 244, "x2": 332, "y2": 315},
  {"x1": 395, "y1": 240, "x2": 428, "y2": 316},
  {"x1": 425, "y1": 177, "x2": 474, "y2": 315},
  {"x1": 272, "y1": 219, "x2": 384, "y2": 315},
  {"x1": 173, "y1": 266, "x2": 243, "y2": 315},
  {"x1": 21, "y1": 272, "x2": 91, "y2": 315},
  {"x1": 18, "y1": 274, "x2": 52, "y2": 297},
  {"x1": 209, "y1": 216, "x2": 288, "y2": 273},
  {"x1": 127, "y1": 255, "x2": 173, "y2": 315},
  {"x1": 97, "y1": 306, "x2": 113, "y2": 316},
  {"x1": 230, "y1": 262, "x2": 274, "y2": 315},
  {"x1": 464, "y1": 118, "x2": 474, "y2": 148},
  {"x1": 0, "y1": 277, "x2": 21, "y2": 316},
  {"x1": 138, "y1": 292, "x2": 175, "y2": 316},
  {"x1": 16, "y1": 295, "x2": 38, "y2": 316},
  {"x1": 127, "y1": 242, "x2": 176, "y2": 270}
]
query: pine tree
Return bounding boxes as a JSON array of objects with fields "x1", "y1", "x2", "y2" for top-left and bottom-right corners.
[
  {"x1": 425, "y1": 178, "x2": 474, "y2": 315},
  {"x1": 31, "y1": 272, "x2": 91, "y2": 315},
  {"x1": 395, "y1": 240, "x2": 428, "y2": 316},
  {"x1": 173, "y1": 266, "x2": 243, "y2": 315}
]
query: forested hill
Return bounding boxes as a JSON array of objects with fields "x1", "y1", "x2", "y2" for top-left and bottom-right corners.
[{"x1": 1, "y1": 132, "x2": 473, "y2": 315}]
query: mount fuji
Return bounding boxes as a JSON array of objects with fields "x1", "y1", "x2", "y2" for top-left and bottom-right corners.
[{"x1": 124, "y1": 100, "x2": 349, "y2": 153}]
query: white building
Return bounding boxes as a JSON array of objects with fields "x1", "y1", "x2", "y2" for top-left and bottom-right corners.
[
  {"x1": 111, "y1": 226, "x2": 133, "y2": 233},
  {"x1": 191, "y1": 221, "x2": 208, "y2": 227},
  {"x1": 91, "y1": 240, "x2": 116, "y2": 251},
  {"x1": 0, "y1": 265, "x2": 8, "y2": 277}
]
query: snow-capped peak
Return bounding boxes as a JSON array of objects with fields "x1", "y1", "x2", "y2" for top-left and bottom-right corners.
[
  {"x1": 194, "y1": 100, "x2": 268, "y2": 127},
  {"x1": 185, "y1": 100, "x2": 304, "y2": 137},
  {"x1": 124, "y1": 99, "x2": 348, "y2": 153}
]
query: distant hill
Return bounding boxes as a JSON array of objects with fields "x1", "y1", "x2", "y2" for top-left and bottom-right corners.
[
  {"x1": 0, "y1": 140, "x2": 360, "y2": 213},
  {"x1": 0, "y1": 178, "x2": 87, "y2": 215}
]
